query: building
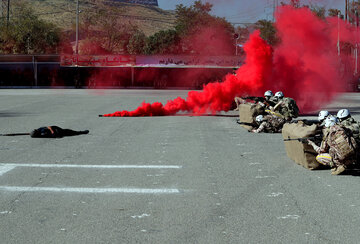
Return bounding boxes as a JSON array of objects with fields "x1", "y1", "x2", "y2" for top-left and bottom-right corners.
[{"x1": 112, "y1": 0, "x2": 158, "y2": 6}]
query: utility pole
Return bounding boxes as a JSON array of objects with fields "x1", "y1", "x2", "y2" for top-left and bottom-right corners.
[
  {"x1": 273, "y1": 0, "x2": 278, "y2": 22},
  {"x1": 345, "y1": 0, "x2": 348, "y2": 22},
  {"x1": 75, "y1": 0, "x2": 79, "y2": 55},
  {"x1": 355, "y1": 10, "x2": 358, "y2": 75},
  {"x1": 338, "y1": 12, "x2": 341, "y2": 56}
]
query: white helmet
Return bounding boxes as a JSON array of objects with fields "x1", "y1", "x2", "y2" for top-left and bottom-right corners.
[
  {"x1": 318, "y1": 110, "x2": 330, "y2": 121},
  {"x1": 275, "y1": 91, "x2": 284, "y2": 98},
  {"x1": 264, "y1": 90, "x2": 273, "y2": 97},
  {"x1": 324, "y1": 116, "x2": 338, "y2": 128},
  {"x1": 337, "y1": 109, "x2": 350, "y2": 119},
  {"x1": 255, "y1": 115, "x2": 264, "y2": 122}
]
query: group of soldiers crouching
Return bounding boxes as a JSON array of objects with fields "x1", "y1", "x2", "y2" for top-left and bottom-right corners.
[{"x1": 235, "y1": 90, "x2": 360, "y2": 175}]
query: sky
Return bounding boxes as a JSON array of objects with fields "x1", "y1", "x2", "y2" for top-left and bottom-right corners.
[{"x1": 157, "y1": 0, "x2": 345, "y2": 24}]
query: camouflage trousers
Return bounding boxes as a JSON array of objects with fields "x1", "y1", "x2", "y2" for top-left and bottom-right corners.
[
  {"x1": 316, "y1": 153, "x2": 335, "y2": 167},
  {"x1": 316, "y1": 153, "x2": 355, "y2": 167}
]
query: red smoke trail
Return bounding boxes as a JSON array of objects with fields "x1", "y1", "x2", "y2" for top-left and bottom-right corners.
[
  {"x1": 102, "y1": 31, "x2": 272, "y2": 116},
  {"x1": 103, "y1": 5, "x2": 357, "y2": 117}
]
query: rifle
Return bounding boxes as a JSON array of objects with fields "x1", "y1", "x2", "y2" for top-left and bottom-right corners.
[
  {"x1": 242, "y1": 96, "x2": 266, "y2": 103},
  {"x1": 242, "y1": 97, "x2": 277, "y2": 109},
  {"x1": 289, "y1": 119, "x2": 320, "y2": 126},
  {"x1": 283, "y1": 135, "x2": 322, "y2": 143},
  {"x1": 236, "y1": 119, "x2": 256, "y2": 127},
  {"x1": 0, "y1": 133, "x2": 30, "y2": 136}
]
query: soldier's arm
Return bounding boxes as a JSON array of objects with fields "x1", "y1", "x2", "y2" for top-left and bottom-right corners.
[
  {"x1": 307, "y1": 140, "x2": 321, "y2": 153},
  {"x1": 252, "y1": 122, "x2": 266, "y2": 133},
  {"x1": 273, "y1": 101, "x2": 284, "y2": 111},
  {"x1": 47, "y1": 126, "x2": 55, "y2": 134}
]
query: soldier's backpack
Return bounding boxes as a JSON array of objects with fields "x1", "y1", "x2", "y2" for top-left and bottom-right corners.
[
  {"x1": 283, "y1": 97, "x2": 299, "y2": 119},
  {"x1": 327, "y1": 126, "x2": 358, "y2": 161}
]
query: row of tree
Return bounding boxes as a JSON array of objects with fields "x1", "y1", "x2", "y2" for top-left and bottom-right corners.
[{"x1": 0, "y1": 0, "x2": 354, "y2": 55}]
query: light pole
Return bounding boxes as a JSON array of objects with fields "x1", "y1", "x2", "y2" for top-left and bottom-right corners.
[
  {"x1": 355, "y1": 10, "x2": 358, "y2": 75},
  {"x1": 234, "y1": 33, "x2": 239, "y2": 56},
  {"x1": 75, "y1": 0, "x2": 79, "y2": 55},
  {"x1": 337, "y1": 12, "x2": 341, "y2": 56}
]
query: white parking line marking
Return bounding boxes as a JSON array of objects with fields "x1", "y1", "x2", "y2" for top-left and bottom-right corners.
[
  {"x1": 0, "y1": 186, "x2": 180, "y2": 194},
  {"x1": 0, "y1": 164, "x2": 182, "y2": 169},
  {"x1": 0, "y1": 165, "x2": 16, "y2": 176}
]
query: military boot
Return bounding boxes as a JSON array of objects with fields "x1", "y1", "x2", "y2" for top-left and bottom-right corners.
[{"x1": 331, "y1": 165, "x2": 346, "y2": 175}]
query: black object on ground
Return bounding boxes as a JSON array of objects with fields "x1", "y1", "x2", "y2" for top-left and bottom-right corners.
[{"x1": 29, "y1": 126, "x2": 89, "y2": 138}]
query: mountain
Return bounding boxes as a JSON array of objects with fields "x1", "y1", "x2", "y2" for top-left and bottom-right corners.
[
  {"x1": 19, "y1": 0, "x2": 176, "y2": 36},
  {"x1": 110, "y1": 0, "x2": 158, "y2": 6}
]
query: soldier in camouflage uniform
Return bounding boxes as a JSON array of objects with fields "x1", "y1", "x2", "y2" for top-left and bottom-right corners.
[
  {"x1": 251, "y1": 114, "x2": 286, "y2": 133},
  {"x1": 270, "y1": 91, "x2": 299, "y2": 121},
  {"x1": 308, "y1": 116, "x2": 358, "y2": 175},
  {"x1": 337, "y1": 109, "x2": 360, "y2": 144},
  {"x1": 318, "y1": 110, "x2": 330, "y2": 126},
  {"x1": 234, "y1": 90, "x2": 275, "y2": 111}
]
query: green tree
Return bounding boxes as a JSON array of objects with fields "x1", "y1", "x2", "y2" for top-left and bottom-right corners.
[
  {"x1": 255, "y1": 20, "x2": 279, "y2": 46},
  {"x1": 174, "y1": 1, "x2": 234, "y2": 55},
  {"x1": 281, "y1": 0, "x2": 301, "y2": 8},
  {"x1": 310, "y1": 5, "x2": 326, "y2": 19},
  {"x1": 144, "y1": 29, "x2": 180, "y2": 55},
  {"x1": 127, "y1": 30, "x2": 147, "y2": 55},
  {"x1": 0, "y1": 2, "x2": 60, "y2": 54},
  {"x1": 348, "y1": 1, "x2": 360, "y2": 25},
  {"x1": 80, "y1": 0, "x2": 139, "y2": 54},
  {"x1": 328, "y1": 9, "x2": 343, "y2": 18}
]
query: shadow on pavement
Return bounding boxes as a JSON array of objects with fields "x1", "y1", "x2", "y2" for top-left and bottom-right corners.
[{"x1": 0, "y1": 112, "x2": 33, "y2": 117}]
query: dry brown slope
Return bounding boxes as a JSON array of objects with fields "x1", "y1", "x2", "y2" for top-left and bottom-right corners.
[{"x1": 18, "y1": 0, "x2": 176, "y2": 36}]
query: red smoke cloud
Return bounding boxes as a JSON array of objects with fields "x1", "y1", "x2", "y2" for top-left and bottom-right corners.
[
  {"x1": 102, "y1": 5, "x2": 357, "y2": 117},
  {"x1": 270, "y1": 5, "x2": 354, "y2": 111},
  {"x1": 103, "y1": 31, "x2": 271, "y2": 116}
]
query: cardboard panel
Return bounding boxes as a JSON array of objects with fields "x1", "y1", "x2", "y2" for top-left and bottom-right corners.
[
  {"x1": 282, "y1": 122, "x2": 321, "y2": 170},
  {"x1": 238, "y1": 103, "x2": 263, "y2": 130}
]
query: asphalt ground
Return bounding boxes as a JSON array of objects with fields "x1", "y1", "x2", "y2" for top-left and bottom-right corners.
[{"x1": 0, "y1": 89, "x2": 359, "y2": 244}]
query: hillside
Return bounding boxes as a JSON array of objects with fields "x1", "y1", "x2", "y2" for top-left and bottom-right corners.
[{"x1": 17, "y1": 0, "x2": 176, "y2": 36}]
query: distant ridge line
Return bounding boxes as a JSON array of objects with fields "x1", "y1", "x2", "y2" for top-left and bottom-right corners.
[{"x1": 111, "y1": 0, "x2": 158, "y2": 6}]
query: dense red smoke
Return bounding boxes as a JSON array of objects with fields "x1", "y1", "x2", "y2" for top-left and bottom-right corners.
[
  {"x1": 102, "y1": 5, "x2": 357, "y2": 117},
  {"x1": 102, "y1": 31, "x2": 272, "y2": 116},
  {"x1": 270, "y1": 5, "x2": 354, "y2": 111}
]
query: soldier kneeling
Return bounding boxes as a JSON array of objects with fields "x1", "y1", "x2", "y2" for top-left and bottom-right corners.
[{"x1": 307, "y1": 116, "x2": 358, "y2": 175}]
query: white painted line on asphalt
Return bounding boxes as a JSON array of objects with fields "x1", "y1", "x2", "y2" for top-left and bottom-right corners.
[
  {"x1": 0, "y1": 186, "x2": 180, "y2": 194},
  {"x1": 0, "y1": 163, "x2": 182, "y2": 169},
  {"x1": 0, "y1": 165, "x2": 16, "y2": 176}
]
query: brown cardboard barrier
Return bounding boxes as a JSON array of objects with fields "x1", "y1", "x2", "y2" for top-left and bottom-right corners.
[
  {"x1": 238, "y1": 103, "x2": 263, "y2": 130},
  {"x1": 282, "y1": 122, "x2": 321, "y2": 170}
]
